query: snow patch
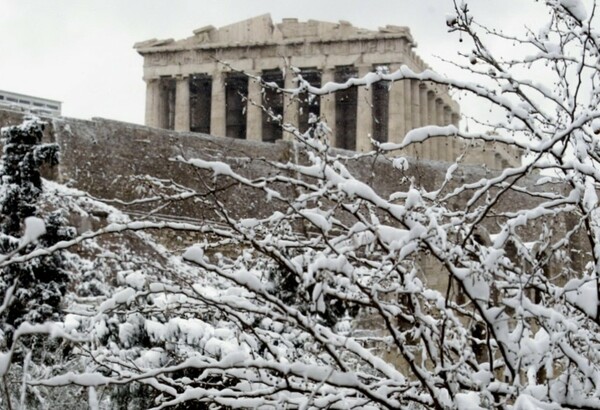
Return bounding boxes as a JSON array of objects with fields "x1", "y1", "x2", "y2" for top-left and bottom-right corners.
[{"x1": 22, "y1": 216, "x2": 46, "y2": 244}]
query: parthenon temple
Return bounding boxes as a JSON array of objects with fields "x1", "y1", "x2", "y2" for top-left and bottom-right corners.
[{"x1": 135, "y1": 14, "x2": 520, "y2": 169}]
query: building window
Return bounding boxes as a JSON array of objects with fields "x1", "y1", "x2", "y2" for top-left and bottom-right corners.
[
  {"x1": 298, "y1": 68, "x2": 321, "y2": 134},
  {"x1": 372, "y1": 65, "x2": 390, "y2": 143},
  {"x1": 189, "y1": 74, "x2": 212, "y2": 134},
  {"x1": 335, "y1": 65, "x2": 358, "y2": 150},
  {"x1": 159, "y1": 77, "x2": 176, "y2": 130},
  {"x1": 225, "y1": 73, "x2": 248, "y2": 139},
  {"x1": 261, "y1": 69, "x2": 284, "y2": 143}
]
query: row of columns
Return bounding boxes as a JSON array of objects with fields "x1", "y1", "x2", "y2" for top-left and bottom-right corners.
[{"x1": 144, "y1": 67, "x2": 460, "y2": 161}]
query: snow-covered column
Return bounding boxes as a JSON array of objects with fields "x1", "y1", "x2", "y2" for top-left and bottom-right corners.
[
  {"x1": 356, "y1": 66, "x2": 373, "y2": 152},
  {"x1": 283, "y1": 73, "x2": 299, "y2": 141},
  {"x1": 174, "y1": 76, "x2": 190, "y2": 132},
  {"x1": 210, "y1": 71, "x2": 226, "y2": 137},
  {"x1": 246, "y1": 74, "x2": 263, "y2": 141},
  {"x1": 319, "y1": 68, "x2": 336, "y2": 142},
  {"x1": 145, "y1": 79, "x2": 161, "y2": 128},
  {"x1": 388, "y1": 70, "x2": 406, "y2": 145}
]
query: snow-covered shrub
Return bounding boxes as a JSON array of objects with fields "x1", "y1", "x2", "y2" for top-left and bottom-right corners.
[{"x1": 0, "y1": 119, "x2": 72, "y2": 342}]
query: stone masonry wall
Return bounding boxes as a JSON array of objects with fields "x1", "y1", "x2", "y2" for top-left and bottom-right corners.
[{"x1": 0, "y1": 108, "x2": 584, "y2": 271}]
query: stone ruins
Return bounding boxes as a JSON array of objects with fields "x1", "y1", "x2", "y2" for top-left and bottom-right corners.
[{"x1": 135, "y1": 15, "x2": 520, "y2": 170}]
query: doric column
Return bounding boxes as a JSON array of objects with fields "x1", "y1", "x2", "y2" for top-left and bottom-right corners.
[
  {"x1": 444, "y1": 106, "x2": 453, "y2": 125},
  {"x1": 246, "y1": 75, "x2": 263, "y2": 141},
  {"x1": 411, "y1": 80, "x2": 421, "y2": 128},
  {"x1": 157, "y1": 79, "x2": 170, "y2": 129},
  {"x1": 403, "y1": 80, "x2": 413, "y2": 132},
  {"x1": 409, "y1": 80, "x2": 422, "y2": 157},
  {"x1": 174, "y1": 76, "x2": 190, "y2": 132},
  {"x1": 356, "y1": 66, "x2": 373, "y2": 152},
  {"x1": 435, "y1": 99, "x2": 445, "y2": 161},
  {"x1": 427, "y1": 91, "x2": 437, "y2": 125},
  {"x1": 403, "y1": 79, "x2": 414, "y2": 156},
  {"x1": 419, "y1": 84, "x2": 429, "y2": 128},
  {"x1": 210, "y1": 71, "x2": 226, "y2": 137},
  {"x1": 427, "y1": 90, "x2": 439, "y2": 161},
  {"x1": 388, "y1": 72, "x2": 406, "y2": 145},
  {"x1": 436, "y1": 99, "x2": 445, "y2": 126},
  {"x1": 144, "y1": 79, "x2": 161, "y2": 128},
  {"x1": 452, "y1": 113, "x2": 460, "y2": 127},
  {"x1": 444, "y1": 106, "x2": 454, "y2": 162},
  {"x1": 319, "y1": 68, "x2": 335, "y2": 142},
  {"x1": 283, "y1": 73, "x2": 299, "y2": 141},
  {"x1": 451, "y1": 113, "x2": 461, "y2": 162},
  {"x1": 419, "y1": 84, "x2": 430, "y2": 159}
]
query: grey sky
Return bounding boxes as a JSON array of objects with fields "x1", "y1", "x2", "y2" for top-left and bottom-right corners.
[{"x1": 0, "y1": 1, "x2": 555, "y2": 124}]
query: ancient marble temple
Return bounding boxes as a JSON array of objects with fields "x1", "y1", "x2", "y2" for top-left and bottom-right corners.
[{"x1": 135, "y1": 15, "x2": 519, "y2": 169}]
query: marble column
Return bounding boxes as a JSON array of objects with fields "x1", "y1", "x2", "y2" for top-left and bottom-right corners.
[
  {"x1": 419, "y1": 84, "x2": 430, "y2": 159},
  {"x1": 283, "y1": 73, "x2": 299, "y2": 141},
  {"x1": 444, "y1": 106, "x2": 453, "y2": 125},
  {"x1": 210, "y1": 71, "x2": 226, "y2": 137},
  {"x1": 174, "y1": 76, "x2": 190, "y2": 132},
  {"x1": 356, "y1": 66, "x2": 373, "y2": 152},
  {"x1": 427, "y1": 91, "x2": 437, "y2": 126},
  {"x1": 409, "y1": 80, "x2": 421, "y2": 157},
  {"x1": 319, "y1": 68, "x2": 335, "y2": 142},
  {"x1": 444, "y1": 106, "x2": 454, "y2": 162},
  {"x1": 144, "y1": 79, "x2": 161, "y2": 128},
  {"x1": 427, "y1": 91, "x2": 439, "y2": 161},
  {"x1": 403, "y1": 79, "x2": 414, "y2": 156},
  {"x1": 452, "y1": 113, "x2": 460, "y2": 127},
  {"x1": 388, "y1": 69, "x2": 406, "y2": 145},
  {"x1": 246, "y1": 75, "x2": 263, "y2": 141},
  {"x1": 436, "y1": 99, "x2": 445, "y2": 126},
  {"x1": 411, "y1": 80, "x2": 421, "y2": 128}
]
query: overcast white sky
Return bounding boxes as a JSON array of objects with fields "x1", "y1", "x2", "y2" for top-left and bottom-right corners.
[{"x1": 0, "y1": 1, "x2": 556, "y2": 125}]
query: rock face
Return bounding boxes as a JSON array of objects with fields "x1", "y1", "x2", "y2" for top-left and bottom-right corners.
[
  {"x1": 133, "y1": 15, "x2": 519, "y2": 169},
  {"x1": 0, "y1": 108, "x2": 532, "y2": 224}
]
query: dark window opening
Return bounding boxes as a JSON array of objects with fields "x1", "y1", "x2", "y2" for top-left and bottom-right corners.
[
  {"x1": 225, "y1": 73, "x2": 248, "y2": 139},
  {"x1": 189, "y1": 74, "x2": 212, "y2": 134},
  {"x1": 47, "y1": 104, "x2": 59, "y2": 110},
  {"x1": 335, "y1": 66, "x2": 358, "y2": 150},
  {"x1": 7, "y1": 97, "x2": 17, "y2": 102},
  {"x1": 159, "y1": 77, "x2": 176, "y2": 130},
  {"x1": 261, "y1": 69, "x2": 284, "y2": 143},
  {"x1": 298, "y1": 69, "x2": 321, "y2": 134},
  {"x1": 372, "y1": 77, "x2": 390, "y2": 143},
  {"x1": 0, "y1": 96, "x2": 4, "y2": 100}
]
